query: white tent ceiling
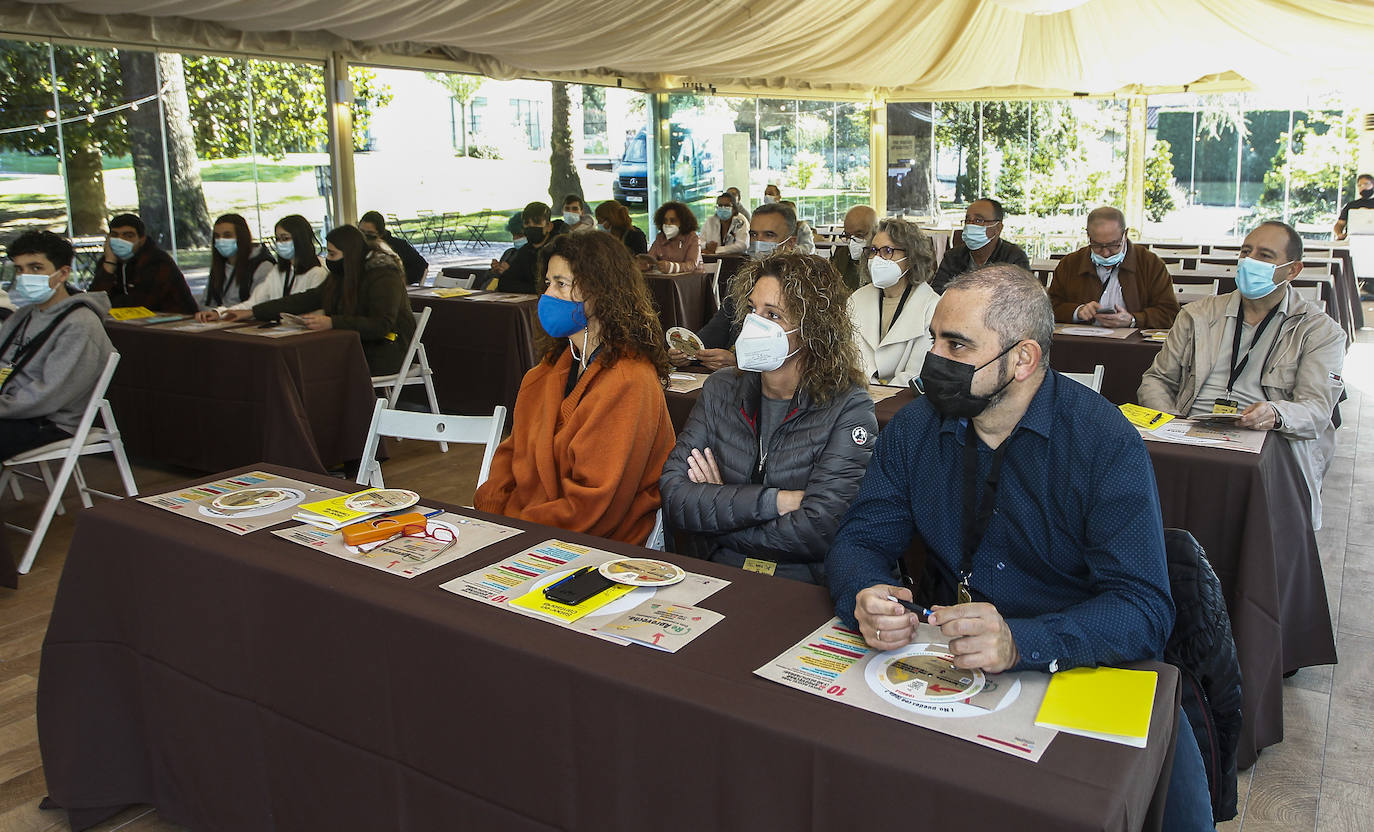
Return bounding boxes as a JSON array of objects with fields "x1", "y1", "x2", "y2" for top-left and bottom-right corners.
[{"x1": 4, "y1": 0, "x2": 1373, "y2": 99}]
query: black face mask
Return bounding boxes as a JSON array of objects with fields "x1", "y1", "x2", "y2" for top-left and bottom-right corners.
[
  {"x1": 525, "y1": 226, "x2": 546, "y2": 245},
  {"x1": 325, "y1": 257, "x2": 344, "y2": 276},
  {"x1": 1361, "y1": 188, "x2": 1373, "y2": 199},
  {"x1": 914, "y1": 342, "x2": 1018, "y2": 419}
]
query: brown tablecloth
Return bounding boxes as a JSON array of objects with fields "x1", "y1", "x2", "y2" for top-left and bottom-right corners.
[
  {"x1": 1330, "y1": 249, "x2": 1364, "y2": 330},
  {"x1": 644, "y1": 270, "x2": 717, "y2": 334},
  {"x1": 1050, "y1": 332, "x2": 1164, "y2": 406},
  {"x1": 38, "y1": 464, "x2": 1180, "y2": 832},
  {"x1": 408, "y1": 292, "x2": 541, "y2": 418},
  {"x1": 103, "y1": 323, "x2": 377, "y2": 474},
  {"x1": 874, "y1": 389, "x2": 1333, "y2": 768},
  {"x1": 1146, "y1": 434, "x2": 1335, "y2": 768}
]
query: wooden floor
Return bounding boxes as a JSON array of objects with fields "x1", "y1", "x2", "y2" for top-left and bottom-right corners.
[{"x1": 1, "y1": 311, "x2": 1372, "y2": 831}]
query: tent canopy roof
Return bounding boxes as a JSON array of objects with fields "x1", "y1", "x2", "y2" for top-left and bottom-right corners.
[{"x1": 5, "y1": 0, "x2": 1373, "y2": 99}]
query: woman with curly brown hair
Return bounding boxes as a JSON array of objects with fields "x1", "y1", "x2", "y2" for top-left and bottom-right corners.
[
  {"x1": 594, "y1": 199, "x2": 648, "y2": 256},
  {"x1": 659, "y1": 252, "x2": 877, "y2": 584},
  {"x1": 475, "y1": 231, "x2": 676, "y2": 545},
  {"x1": 640, "y1": 201, "x2": 701, "y2": 274}
]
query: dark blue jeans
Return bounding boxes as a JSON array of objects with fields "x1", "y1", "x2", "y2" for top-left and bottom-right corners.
[
  {"x1": 1165, "y1": 707, "x2": 1216, "y2": 830},
  {"x1": 0, "y1": 417, "x2": 69, "y2": 462}
]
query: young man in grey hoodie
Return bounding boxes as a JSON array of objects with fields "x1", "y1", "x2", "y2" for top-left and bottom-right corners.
[{"x1": 0, "y1": 230, "x2": 113, "y2": 460}]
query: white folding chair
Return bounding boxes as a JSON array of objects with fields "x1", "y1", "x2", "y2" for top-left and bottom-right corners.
[
  {"x1": 1, "y1": 352, "x2": 138, "y2": 574},
  {"x1": 372, "y1": 306, "x2": 446, "y2": 451},
  {"x1": 645, "y1": 508, "x2": 665, "y2": 551},
  {"x1": 702, "y1": 259, "x2": 724, "y2": 310},
  {"x1": 434, "y1": 274, "x2": 476, "y2": 289},
  {"x1": 1062, "y1": 364, "x2": 1105, "y2": 394},
  {"x1": 1292, "y1": 284, "x2": 1323, "y2": 304},
  {"x1": 356, "y1": 398, "x2": 507, "y2": 490}
]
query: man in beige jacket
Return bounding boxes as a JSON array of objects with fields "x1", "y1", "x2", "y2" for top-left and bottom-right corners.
[{"x1": 1138, "y1": 221, "x2": 1346, "y2": 529}]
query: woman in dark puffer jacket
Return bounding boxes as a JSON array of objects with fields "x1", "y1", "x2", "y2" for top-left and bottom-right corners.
[{"x1": 660, "y1": 252, "x2": 876, "y2": 584}]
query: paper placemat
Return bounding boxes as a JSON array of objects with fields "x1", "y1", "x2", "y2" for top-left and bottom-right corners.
[{"x1": 139, "y1": 471, "x2": 345, "y2": 535}]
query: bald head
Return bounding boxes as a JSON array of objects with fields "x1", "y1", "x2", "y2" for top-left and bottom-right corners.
[
  {"x1": 842, "y1": 205, "x2": 878, "y2": 239},
  {"x1": 1086, "y1": 206, "x2": 1126, "y2": 237}
]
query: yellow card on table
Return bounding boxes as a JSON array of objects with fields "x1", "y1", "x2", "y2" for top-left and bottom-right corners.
[
  {"x1": 1034, "y1": 666, "x2": 1158, "y2": 747},
  {"x1": 433, "y1": 287, "x2": 473, "y2": 298},
  {"x1": 108, "y1": 306, "x2": 157, "y2": 320},
  {"x1": 1119, "y1": 403, "x2": 1174, "y2": 430},
  {"x1": 509, "y1": 580, "x2": 635, "y2": 622},
  {"x1": 741, "y1": 557, "x2": 777, "y2": 576}
]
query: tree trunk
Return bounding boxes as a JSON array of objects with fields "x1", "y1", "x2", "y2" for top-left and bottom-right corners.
[
  {"x1": 459, "y1": 102, "x2": 468, "y2": 156},
  {"x1": 548, "y1": 82, "x2": 583, "y2": 206},
  {"x1": 117, "y1": 49, "x2": 211, "y2": 250},
  {"x1": 64, "y1": 144, "x2": 107, "y2": 235}
]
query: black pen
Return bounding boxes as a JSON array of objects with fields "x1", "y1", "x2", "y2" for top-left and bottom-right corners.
[
  {"x1": 887, "y1": 594, "x2": 933, "y2": 620},
  {"x1": 1148, "y1": 412, "x2": 1163, "y2": 425}
]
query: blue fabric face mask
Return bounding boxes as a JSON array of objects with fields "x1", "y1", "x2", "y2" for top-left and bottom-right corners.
[
  {"x1": 214, "y1": 238, "x2": 238, "y2": 258},
  {"x1": 537, "y1": 294, "x2": 588, "y2": 338},
  {"x1": 562, "y1": 211, "x2": 580, "y2": 226},
  {"x1": 715, "y1": 207, "x2": 733, "y2": 221},
  {"x1": 512, "y1": 237, "x2": 528, "y2": 250},
  {"x1": 1236, "y1": 257, "x2": 1292, "y2": 300},
  {"x1": 10, "y1": 272, "x2": 56, "y2": 306},
  {"x1": 275, "y1": 240, "x2": 295, "y2": 260},
  {"x1": 109, "y1": 237, "x2": 135, "y2": 260},
  {"x1": 1089, "y1": 237, "x2": 1126, "y2": 268},
  {"x1": 962, "y1": 223, "x2": 992, "y2": 250}
]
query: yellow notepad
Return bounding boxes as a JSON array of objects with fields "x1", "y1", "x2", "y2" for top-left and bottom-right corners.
[
  {"x1": 1034, "y1": 666, "x2": 1158, "y2": 748},
  {"x1": 109, "y1": 306, "x2": 157, "y2": 320},
  {"x1": 509, "y1": 581, "x2": 635, "y2": 623},
  {"x1": 1119, "y1": 403, "x2": 1174, "y2": 430}
]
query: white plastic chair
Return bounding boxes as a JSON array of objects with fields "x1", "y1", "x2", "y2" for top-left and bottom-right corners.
[
  {"x1": 372, "y1": 306, "x2": 446, "y2": 451},
  {"x1": 434, "y1": 274, "x2": 476, "y2": 289},
  {"x1": 1062, "y1": 364, "x2": 1105, "y2": 394},
  {"x1": 1, "y1": 352, "x2": 138, "y2": 574},
  {"x1": 645, "y1": 508, "x2": 665, "y2": 551},
  {"x1": 356, "y1": 398, "x2": 506, "y2": 490},
  {"x1": 702, "y1": 259, "x2": 724, "y2": 310}
]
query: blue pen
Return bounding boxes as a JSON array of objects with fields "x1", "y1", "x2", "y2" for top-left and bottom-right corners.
[
  {"x1": 422, "y1": 509, "x2": 444, "y2": 518},
  {"x1": 887, "y1": 594, "x2": 933, "y2": 620}
]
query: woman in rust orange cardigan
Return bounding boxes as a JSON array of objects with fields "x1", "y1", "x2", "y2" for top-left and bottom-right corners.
[{"x1": 474, "y1": 231, "x2": 675, "y2": 545}]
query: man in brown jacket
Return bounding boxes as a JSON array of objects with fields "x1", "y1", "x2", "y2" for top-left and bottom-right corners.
[{"x1": 1049, "y1": 206, "x2": 1179, "y2": 329}]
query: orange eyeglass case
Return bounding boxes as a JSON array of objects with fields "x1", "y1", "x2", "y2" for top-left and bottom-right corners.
[{"x1": 341, "y1": 512, "x2": 428, "y2": 546}]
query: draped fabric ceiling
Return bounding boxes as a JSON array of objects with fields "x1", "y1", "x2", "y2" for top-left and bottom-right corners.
[{"x1": 4, "y1": 0, "x2": 1373, "y2": 100}]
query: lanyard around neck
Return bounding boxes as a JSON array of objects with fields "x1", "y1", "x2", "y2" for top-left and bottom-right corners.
[
  {"x1": 876, "y1": 280, "x2": 915, "y2": 340},
  {"x1": 1226, "y1": 302, "x2": 1283, "y2": 394}
]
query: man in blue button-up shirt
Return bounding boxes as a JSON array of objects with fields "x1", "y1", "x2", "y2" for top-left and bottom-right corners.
[
  {"x1": 827, "y1": 265, "x2": 1210, "y2": 827},
  {"x1": 827, "y1": 267, "x2": 1173, "y2": 670}
]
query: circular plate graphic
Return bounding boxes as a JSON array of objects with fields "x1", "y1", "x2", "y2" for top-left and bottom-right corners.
[
  {"x1": 865, "y1": 643, "x2": 1021, "y2": 718},
  {"x1": 345, "y1": 489, "x2": 419, "y2": 513},
  {"x1": 210, "y1": 487, "x2": 292, "y2": 513},
  {"x1": 666, "y1": 327, "x2": 703, "y2": 354},
  {"x1": 598, "y1": 557, "x2": 686, "y2": 587},
  {"x1": 202, "y1": 488, "x2": 305, "y2": 519}
]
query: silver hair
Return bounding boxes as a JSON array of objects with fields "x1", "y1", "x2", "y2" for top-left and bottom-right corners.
[
  {"x1": 945, "y1": 264, "x2": 1053, "y2": 362},
  {"x1": 752, "y1": 201, "x2": 797, "y2": 238},
  {"x1": 1086, "y1": 205, "x2": 1126, "y2": 233},
  {"x1": 875, "y1": 218, "x2": 935, "y2": 285}
]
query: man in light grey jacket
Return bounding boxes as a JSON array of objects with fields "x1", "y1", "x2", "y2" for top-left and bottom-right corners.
[
  {"x1": 0, "y1": 230, "x2": 114, "y2": 461},
  {"x1": 1138, "y1": 220, "x2": 1346, "y2": 529}
]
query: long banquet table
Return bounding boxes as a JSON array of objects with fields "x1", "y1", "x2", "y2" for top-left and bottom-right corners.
[
  {"x1": 38, "y1": 464, "x2": 1181, "y2": 832},
  {"x1": 103, "y1": 322, "x2": 377, "y2": 474}
]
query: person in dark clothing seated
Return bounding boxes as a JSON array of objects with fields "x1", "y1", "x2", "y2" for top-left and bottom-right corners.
[
  {"x1": 930, "y1": 198, "x2": 1030, "y2": 294},
  {"x1": 88, "y1": 213, "x2": 197, "y2": 314},
  {"x1": 498, "y1": 201, "x2": 562, "y2": 295},
  {"x1": 595, "y1": 200, "x2": 648, "y2": 256},
  {"x1": 486, "y1": 213, "x2": 526, "y2": 288},
  {"x1": 359, "y1": 211, "x2": 428, "y2": 285},
  {"x1": 660, "y1": 252, "x2": 876, "y2": 585},
  {"x1": 232, "y1": 225, "x2": 415, "y2": 376}
]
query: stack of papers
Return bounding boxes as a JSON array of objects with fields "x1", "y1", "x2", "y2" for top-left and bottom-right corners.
[{"x1": 1035, "y1": 666, "x2": 1157, "y2": 747}]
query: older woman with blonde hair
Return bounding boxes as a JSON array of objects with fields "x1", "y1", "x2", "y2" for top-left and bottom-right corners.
[
  {"x1": 659, "y1": 252, "x2": 876, "y2": 584},
  {"x1": 476, "y1": 231, "x2": 675, "y2": 545},
  {"x1": 848, "y1": 217, "x2": 939, "y2": 387}
]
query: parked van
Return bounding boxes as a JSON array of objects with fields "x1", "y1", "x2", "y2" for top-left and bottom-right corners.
[{"x1": 613, "y1": 126, "x2": 720, "y2": 206}]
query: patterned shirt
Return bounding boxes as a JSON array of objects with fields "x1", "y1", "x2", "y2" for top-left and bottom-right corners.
[{"x1": 826, "y1": 370, "x2": 1175, "y2": 672}]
